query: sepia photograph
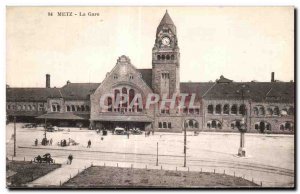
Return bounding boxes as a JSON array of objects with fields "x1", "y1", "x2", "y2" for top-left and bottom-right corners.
[{"x1": 5, "y1": 6, "x2": 295, "y2": 189}]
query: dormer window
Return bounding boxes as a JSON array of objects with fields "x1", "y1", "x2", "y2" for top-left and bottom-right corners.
[{"x1": 129, "y1": 75, "x2": 134, "y2": 80}]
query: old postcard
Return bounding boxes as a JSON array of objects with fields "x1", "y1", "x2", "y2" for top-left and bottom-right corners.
[{"x1": 6, "y1": 6, "x2": 294, "y2": 188}]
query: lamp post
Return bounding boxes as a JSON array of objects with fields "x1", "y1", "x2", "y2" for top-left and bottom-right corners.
[
  {"x1": 183, "y1": 120, "x2": 187, "y2": 167},
  {"x1": 237, "y1": 85, "x2": 249, "y2": 157},
  {"x1": 13, "y1": 116, "x2": 16, "y2": 157}
]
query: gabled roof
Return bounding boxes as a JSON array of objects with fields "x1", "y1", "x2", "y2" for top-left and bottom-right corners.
[
  {"x1": 203, "y1": 81, "x2": 294, "y2": 103},
  {"x1": 180, "y1": 82, "x2": 215, "y2": 100},
  {"x1": 216, "y1": 75, "x2": 233, "y2": 83},
  {"x1": 6, "y1": 88, "x2": 62, "y2": 102},
  {"x1": 60, "y1": 83, "x2": 100, "y2": 100},
  {"x1": 137, "y1": 69, "x2": 152, "y2": 89}
]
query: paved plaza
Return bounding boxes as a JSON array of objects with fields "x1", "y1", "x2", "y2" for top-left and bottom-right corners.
[{"x1": 6, "y1": 123, "x2": 294, "y2": 187}]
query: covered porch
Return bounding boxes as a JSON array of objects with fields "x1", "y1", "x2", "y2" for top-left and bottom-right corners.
[{"x1": 91, "y1": 114, "x2": 154, "y2": 131}]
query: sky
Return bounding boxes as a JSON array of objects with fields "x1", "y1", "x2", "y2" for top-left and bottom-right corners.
[{"x1": 6, "y1": 6, "x2": 294, "y2": 88}]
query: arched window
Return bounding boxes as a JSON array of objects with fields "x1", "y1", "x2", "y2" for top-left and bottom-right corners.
[
  {"x1": 114, "y1": 89, "x2": 120, "y2": 109},
  {"x1": 66, "y1": 105, "x2": 70, "y2": 112},
  {"x1": 28, "y1": 105, "x2": 32, "y2": 111},
  {"x1": 81, "y1": 105, "x2": 85, "y2": 111},
  {"x1": 186, "y1": 119, "x2": 199, "y2": 129},
  {"x1": 288, "y1": 107, "x2": 294, "y2": 115},
  {"x1": 122, "y1": 87, "x2": 127, "y2": 108},
  {"x1": 171, "y1": 55, "x2": 175, "y2": 60},
  {"x1": 256, "y1": 121, "x2": 271, "y2": 133},
  {"x1": 189, "y1": 120, "x2": 194, "y2": 128},
  {"x1": 253, "y1": 107, "x2": 258, "y2": 116},
  {"x1": 157, "y1": 55, "x2": 161, "y2": 60},
  {"x1": 158, "y1": 122, "x2": 162, "y2": 128},
  {"x1": 163, "y1": 122, "x2": 167, "y2": 128},
  {"x1": 166, "y1": 55, "x2": 170, "y2": 60},
  {"x1": 223, "y1": 104, "x2": 229, "y2": 114},
  {"x1": 85, "y1": 105, "x2": 90, "y2": 111},
  {"x1": 231, "y1": 104, "x2": 237, "y2": 115},
  {"x1": 71, "y1": 105, "x2": 75, "y2": 112},
  {"x1": 77, "y1": 105, "x2": 81, "y2": 111},
  {"x1": 284, "y1": 122, "x2": 294, "y2": 131},
  {"x1": 207, "y1": 105, "x2": 213, "y2": 114},
  {"x1": 211, "y1": 120, "x2": 217, "y2": 128},
  {"x1": 215, "y1": 104, "x2": 222, "y2": 114},
  {"x1": 258, "y1": 106, "x2": 265, "y2": 116},
  {"x1": 273, "y1": 107, "x2": 279, "y2": 116},
  {"x1": 57, "y1": 105, "x2": 60, "y2": 112},
  {"x1": 266, "y1": 108, "x2": 273, "y2": 116},
  {"x1": 239, "y1": 104, "x2": 246, "y2": 115},
  {"x1": 52, "y1": 105, "x2": 56, "y2": 112},
  {"x1": 107, "y1": 97, "x2": 112, "y2": 112},
  {"x1": 162, "y1": 55, "x2": 165, "y2": 60}
]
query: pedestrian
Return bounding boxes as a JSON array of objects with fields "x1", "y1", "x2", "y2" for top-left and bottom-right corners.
[
  {"x1": 87, "y1": 140, "x2": 91, "y2": 148},
  {"x1": 35, "y1": 139, "x2": 38, "y2": 146},
  {"x1": 49, "y1": 138, "x2": 53, "y2": 146},
  {"x1": 68, "y1": 154, "x2": 73, "y2": 164},
  {"x1": 60, "y1": 140, "x2": 63, "y2": 147},
  {"x1": 63, "y1": 139, "x2": 67, "y2": 147},
  {"x1": 127, "y1": 132, "x2": 130, "y2": 139}
]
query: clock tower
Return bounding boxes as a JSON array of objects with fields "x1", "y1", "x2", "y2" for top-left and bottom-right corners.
[{"x1": 152, "y1": 10, "x2": 180, "y2": 98}]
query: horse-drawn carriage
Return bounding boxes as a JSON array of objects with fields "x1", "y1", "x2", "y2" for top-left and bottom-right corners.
[{"x1": 34, "y1": 153, "x2": 54, "y2": 164}]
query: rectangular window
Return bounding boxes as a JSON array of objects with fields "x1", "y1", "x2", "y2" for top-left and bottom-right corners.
[
  {"x1": 163, "y1": 122, "x2": 167, "y2": 128},
  {"x1": 168, "y1": 122, "x2": 171, "y2": 129},
  {"x1": 158, "y1": 122, "x2": 162, "y2": 128},
  {"x1": 38, "y1": 103, "x2": 44, "y2": 111}
]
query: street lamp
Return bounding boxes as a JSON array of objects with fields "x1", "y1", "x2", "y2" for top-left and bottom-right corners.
[
  {"x1": 236, "y1": 84, "x2": 249, "y2": 157},
  {"x1": 183, "y1": 120, "x2": 188, "y2": 167}
]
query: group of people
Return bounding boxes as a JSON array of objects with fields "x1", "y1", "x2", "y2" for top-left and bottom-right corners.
[
  {"x1": 34, "y1": 138, "x2": 53, "y2": 146},
  {"x1": 60, "y1": 139, "x2": 68, "y2": 147}
]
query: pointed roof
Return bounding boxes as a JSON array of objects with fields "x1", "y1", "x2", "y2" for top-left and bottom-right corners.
[
  {"x1": 157, "y1": 10, "x2": 176, "y2": 35},
  {"x1": 159, "y1": 10, "x2": 175, "y2": 26}
]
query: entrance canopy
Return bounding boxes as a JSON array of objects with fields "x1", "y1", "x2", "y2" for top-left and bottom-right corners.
[
  {"x1": 36, "y1": 112, "x2": 90, "y2": 120},
  {"x1": 92, "y1": 115, "x2": 153, "y2": 123}
]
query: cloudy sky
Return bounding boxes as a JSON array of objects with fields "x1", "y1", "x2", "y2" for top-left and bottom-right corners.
[{"x1": 6, "y1": 6, "x2": 294, "y2": 87}]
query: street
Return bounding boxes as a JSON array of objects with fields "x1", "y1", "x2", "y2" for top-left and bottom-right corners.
[{"x1": 6, "y1": 123, "x2": 294, "y2": 187}]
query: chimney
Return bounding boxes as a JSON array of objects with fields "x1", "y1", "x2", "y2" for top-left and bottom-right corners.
[
  {"x1": 271, "y1": 72, "x2": 275, "y2": 82},
  {"x1": 46, "y1": 74, "x2": 50, "y2": 88},
  {"x1": 67, "y1": 80, "x2": 71, "y2": 85}
]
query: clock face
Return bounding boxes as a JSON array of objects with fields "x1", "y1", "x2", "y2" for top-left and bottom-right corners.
[{"x1": 162, "y1": 37, "x2": 170, "y2": 46}]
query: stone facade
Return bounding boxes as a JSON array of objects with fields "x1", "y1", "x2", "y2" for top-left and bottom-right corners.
[{"x1": 6, "y1": 10, "x2": 294, "y2": 134}]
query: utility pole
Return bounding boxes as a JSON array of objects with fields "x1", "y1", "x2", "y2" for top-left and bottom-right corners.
[
  {"x1": 156, "y1": 142, "x2": 158, "y2": 166},
  {"x1": 237, "y1": 85, "x2": 248, "y2": 157},
  {"x1": 13, "y1": 116, "x2": 16, "y2": 157},
  {"x1": 184, "y1": 121, "x2": 187, "y2": 167},
  {"x1": 44, "y1": 118, "x2": 47, "y2": 139}
]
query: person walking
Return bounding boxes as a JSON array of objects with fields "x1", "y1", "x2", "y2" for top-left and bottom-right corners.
[
  {"x1": 68, "y1": 154, "x2": 73, "y2": 164},
  {"x1": 87, "y1": 140, "x2": 91, "y2": 148},
  {"x1": 35, "y1": 139, "x2": 38, "y2": 146},
  {"x1": 49, "y1": 138, "x2": 53, "y2": 146}
]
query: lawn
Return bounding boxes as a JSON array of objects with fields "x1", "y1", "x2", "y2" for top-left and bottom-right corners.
[
  {"x1": 6, "y1": 160, "x2": 61, "y2": 188},
  {"x1": 63, "y1": 166, "x2": 258, "y2": 188}
]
